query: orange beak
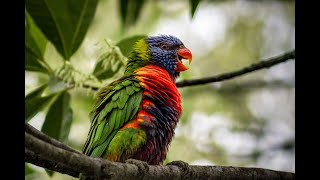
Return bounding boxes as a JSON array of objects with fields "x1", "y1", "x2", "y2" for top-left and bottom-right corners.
[{"x1": 176, "y1": 47, "x2": 192, "y2": 72}]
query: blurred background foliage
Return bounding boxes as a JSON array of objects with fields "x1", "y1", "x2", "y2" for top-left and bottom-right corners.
[{"x1": 25, "y1": 0, "x2": 295, "y2": 179}]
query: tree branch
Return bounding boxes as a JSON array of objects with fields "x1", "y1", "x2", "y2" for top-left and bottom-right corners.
[
  {"x1": 25, "y1": 129, "x2": 295, "y2": 180},
  {"x1": 25, "y1": 122, "x2": 80, "y2": 154},
  {"x1": 25, "y1": 148, "x2": 80, "y2": 178},
  {"x1": 176, "y1": 50, "x2": 295, "y2": 88}
]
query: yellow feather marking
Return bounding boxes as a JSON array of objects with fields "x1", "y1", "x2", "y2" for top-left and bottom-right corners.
[{"x1": 134, "y1": 39, "x2": 150, "y2": 61}]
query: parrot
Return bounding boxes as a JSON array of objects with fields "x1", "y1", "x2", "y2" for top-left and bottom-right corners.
[{"x1": 80, "y1": 35, "x2": 192, "y2": 179}]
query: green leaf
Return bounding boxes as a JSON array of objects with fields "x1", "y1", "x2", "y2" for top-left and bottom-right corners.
[
  {"x1": 189, "y1": 0, "x2": 202, "y2": 18},
  {"x1": 25, "y1": 11, "x2": 47, "y2": 61},
  {"x1": 92, "y1": 39, "x2": 131, "y2": 80},
  {"x1": 116, "y1": 35, "x2": 147, "y2": 57},
  {"x1": 25, "y1": 85, "x2": 57, "y2": 122},
  {"x1": 93, "y1": 60, "x2": 123, "y2": 80},
  {"x1": 25, "y1": 50, "x2": 49, "y2": 73},
  {"x1": 25, "y1": 163, "x2": 35, "y2": 176},
  {"x1": 25, "y1": 11, "x2": 49, "y2": 74},
  {"x1": 120, "y1": 0, "x2": 128, "y2": 28},
  {"x1": 41, "y1": 91, "x2": 73, "y2": 144},
  {"x1": 25, "y1": 93, "x2": 57, "y2": 122},
  {"x1": 119, "y1": 0, "x2": 145, "y2": 30},
  {"x1": 26, "y1": 0, "x2": 98, "y2": 60},
  {"x1": 25, "y1": 84, "x2": 47, "y2": 99},
  {"x1": 45, "y1": 169, "x2": 54, "y2": 177}
]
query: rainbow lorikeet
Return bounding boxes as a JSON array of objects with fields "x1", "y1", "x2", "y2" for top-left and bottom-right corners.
[{"x1": 81, "y1": 35, "x2": 192, "y2": 177}]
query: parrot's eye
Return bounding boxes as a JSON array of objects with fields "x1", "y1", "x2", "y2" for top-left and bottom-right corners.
[
  {"x1": 179, "y1": 44, "x2": 184, "y2": 49},
  {"x1": 160, "y1": 43, "x2": 169, "y2": 50}
]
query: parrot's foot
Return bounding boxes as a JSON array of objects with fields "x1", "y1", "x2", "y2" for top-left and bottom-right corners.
[
  {"x1": 125, "y1": 159, "x2": 149, "y2": 171},
  {"x1": 166, "y1": 160, "x2": 190, "y2": 171}
]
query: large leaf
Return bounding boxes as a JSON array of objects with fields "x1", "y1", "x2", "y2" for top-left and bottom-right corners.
[
  {"x1": 119, "y1": 0, "x2": 145, "y2": 30},
  {"x1": 25, "y1": 98, "x2": 57, "y2": 122},
  {"x1": 25, "y1": 11, "x2": 47, "y2": 61},
  {"x1": 116, "y1": 35, "x2": 147, "y2": 57},
  {"x1": 189, "y1": 0, "x2": 202, "y2": 18},
  {"x1": 25, "y1": 50, "x2": 48, "y2": 73},
  {"x1": 25, "y1": 84, "x2": 47, "y2": 99},
  {"x1": 25, "y1": 11, "x2": 49, "y2": 73},
  {"x1": 26, "y1": 0, "x2": 98, "y2": 60},
  {"x1": 25, "y1": 91, "x2": 57, "y2": 122},
  {"x1": 41, "y1": 91, "x2": 73, "y2": 144}
]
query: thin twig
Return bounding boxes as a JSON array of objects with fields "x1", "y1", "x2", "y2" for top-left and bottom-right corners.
[{"x1": 176, "y1": 50, "x2": 295, "y2": 88}]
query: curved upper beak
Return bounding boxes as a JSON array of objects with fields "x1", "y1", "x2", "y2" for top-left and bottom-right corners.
[{"x1": 176, "y1": 47, "x2": 192, "y2": 72}]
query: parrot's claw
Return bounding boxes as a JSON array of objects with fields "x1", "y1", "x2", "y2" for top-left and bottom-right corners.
[
  {"x1": 125, "y1": 159, "x2": 149, "y2": 171},
  {"x1": 166, "y1": 160, "x2": 190, "y2": 171}
]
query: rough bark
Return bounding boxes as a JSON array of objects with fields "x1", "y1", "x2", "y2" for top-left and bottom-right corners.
[
  {"x1": 25, "y1": 148, "x2": 79, "y2": 177},
  {"x1": 25, "y1": 128, "x2": 295, "y2": 180}
]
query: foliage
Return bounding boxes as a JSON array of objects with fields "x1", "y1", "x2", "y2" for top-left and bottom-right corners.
[
  {"x1": 25, "y1": 0, "x2": 295, "y2": 179},
  {"x1": 26, "y1": 0, "x2": 98, "y2": 60},
  {"x1": 25, "y1": 0, "x2": 203, "y2": 177}
]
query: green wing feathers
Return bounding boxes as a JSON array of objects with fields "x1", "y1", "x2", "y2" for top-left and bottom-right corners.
[
  {"x1": 105, "y1": 128, "x2": 146, "y2": 161},
  {"x1": 82, "y1": 77, "x2": 143, "y2": 158}
]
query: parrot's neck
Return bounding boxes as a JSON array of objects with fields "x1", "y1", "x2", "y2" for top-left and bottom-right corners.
[
  {"x1": 134, "y1": 65, "x2": 181, "y2": 109},
  {"x1": 134, "y1": 65, "x2": 182, "y2": 114},
  {"x1": 125, "y1": 50, "x2": 180, "y2": 81},
  {"x1": 125, "y1": 45, "x2": 150, "y2": 75}
]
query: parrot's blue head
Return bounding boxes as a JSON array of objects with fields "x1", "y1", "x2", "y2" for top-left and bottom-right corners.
[
  {"x1": 145, "y1": 35, "x2": 192, "y2": 80},
  {"x1": 127, "y1": 35, "x2": 192, "y2": 80}
]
